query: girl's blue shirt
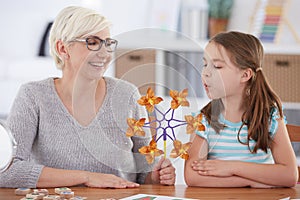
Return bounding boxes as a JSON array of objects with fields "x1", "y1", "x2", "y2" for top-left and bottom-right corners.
[{"x1": 194, "y1": 107, "x2": 286, "y2": 163}]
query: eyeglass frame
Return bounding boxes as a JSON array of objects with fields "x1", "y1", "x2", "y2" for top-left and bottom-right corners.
[{"x1": 72, "y1": 36, "x2": 118, "y2": 52}]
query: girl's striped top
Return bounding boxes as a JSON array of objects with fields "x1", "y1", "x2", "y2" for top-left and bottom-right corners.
[{"x1": 195, "y1": 108, "x2": 286, "y2": 164}]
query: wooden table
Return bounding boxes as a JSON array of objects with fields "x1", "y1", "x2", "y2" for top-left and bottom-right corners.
[{"x1": 1, "y1": 184, "x2": 300, "y2": 200}]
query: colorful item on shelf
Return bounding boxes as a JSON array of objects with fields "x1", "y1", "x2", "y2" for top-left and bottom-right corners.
[
  {"x1": 259, "y1": 0, "x2": 284, "y2": 43},
  {"x1": 126, "y1": 88, "x2": 205, "y2": 164},
  {"x1": 250, "y1": 0, "x2": 299, "y2": 44}
]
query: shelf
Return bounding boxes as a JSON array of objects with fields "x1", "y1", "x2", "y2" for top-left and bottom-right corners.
[
  {"x1": 114, "y1": 28, "x2": 300, "y2": 54},
  {"x1": 115, "y1": 28, "x2": 207, "y2": 52},
  {"x1": 263, "y1": 43, "x2": 300, "y2": 55}
]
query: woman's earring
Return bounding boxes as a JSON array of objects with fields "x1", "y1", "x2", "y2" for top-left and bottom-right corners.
[{"x1": 246, "y1": 88, "x2": 250, "y2": 96}]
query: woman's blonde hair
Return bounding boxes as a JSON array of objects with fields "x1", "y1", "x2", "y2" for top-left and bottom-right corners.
[{"x1": 49, "y1": 6, "x2": 111, "y2": 69}]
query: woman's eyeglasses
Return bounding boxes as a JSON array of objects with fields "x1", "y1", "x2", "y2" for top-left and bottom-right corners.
[{"x1": 73, "y1": 36, "x2": 118, "y2": 52}]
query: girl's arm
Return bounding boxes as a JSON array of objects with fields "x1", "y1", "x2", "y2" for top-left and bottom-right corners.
[
  {"x1": 184, "y1": 133, "x2": 271, "y2": 187},
  {"x1": 190, "y1": 119, "x2": 298, "y2": 187},
  {"x1": 233, "y1": 119, "x2": 297, "y2": 186}
]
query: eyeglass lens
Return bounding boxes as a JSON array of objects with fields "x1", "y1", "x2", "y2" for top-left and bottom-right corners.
[{"x1": 86, "y1": 37, "x2": 117, "y2": 52}]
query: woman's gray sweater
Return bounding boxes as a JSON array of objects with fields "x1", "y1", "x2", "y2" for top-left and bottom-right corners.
[{"x1": 0, "y1": 77, "x2": 153, "y2": 188}]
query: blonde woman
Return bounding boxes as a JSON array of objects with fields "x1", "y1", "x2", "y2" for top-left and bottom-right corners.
[{"x1": 0, "y1": 6, "x2": 175, "y2": 188}]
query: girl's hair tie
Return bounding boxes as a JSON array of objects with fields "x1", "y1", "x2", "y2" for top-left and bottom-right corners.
[{"x1": 256, "y1": 67, "x2": 262, "y2": 72}]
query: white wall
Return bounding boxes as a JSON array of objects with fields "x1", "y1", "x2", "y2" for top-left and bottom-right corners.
[
  {"x1": 0, "y1": 0, "x2": 84, "y2": 117},
  {"x1": 1, "y1": 0, "x2": 299, "y2": 59},
  {"x1": 0, "y1": 0, "x2": 84, "y2": 59}
]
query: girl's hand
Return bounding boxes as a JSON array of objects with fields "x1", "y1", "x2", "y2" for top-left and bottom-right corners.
[
  {"x1": 84, "y1": 172, "x2": 140, "y2": 188},
  {"x1": 151, "y1": 157, "x2": 176, "y2": 185},
  {"x1": 191, "y1": 160, "x2": 234, "y2": 177}
]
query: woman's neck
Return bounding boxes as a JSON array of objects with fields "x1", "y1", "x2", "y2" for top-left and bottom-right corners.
[{"x1": 55, "y1": 75, "x2": 106, "y2": 126}]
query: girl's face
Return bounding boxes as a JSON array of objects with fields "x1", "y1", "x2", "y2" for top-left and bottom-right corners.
[
  {"x1": 66, "y1": 27, "x2": 112, "y2": 80},
  {"x1": 201, "y1": 42, "x2": 245, "y2": 100}
]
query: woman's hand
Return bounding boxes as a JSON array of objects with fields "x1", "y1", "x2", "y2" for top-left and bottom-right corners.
[
  {"x1": 84, "y1": 172, "x2": 140, "y2": 188},
  {"x1": 191, "y1": 160, "x2": 235, "y2": 177},
  {"x1": 150, "y1": 157, "x2": 176, "y2": 185}
]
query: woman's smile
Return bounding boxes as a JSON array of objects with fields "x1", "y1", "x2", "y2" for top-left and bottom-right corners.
[{"x1": 89, "y1": 61, "x2": 106, "y2": 68}]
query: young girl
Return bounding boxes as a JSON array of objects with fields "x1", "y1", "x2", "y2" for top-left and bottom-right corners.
[{"x1": 184, "y1": 31, "x2": 298, "y2": 188}]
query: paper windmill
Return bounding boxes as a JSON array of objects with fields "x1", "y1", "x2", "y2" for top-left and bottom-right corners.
[{"x1": 126, "y1": 88, "x2": 205, "y2": 164}]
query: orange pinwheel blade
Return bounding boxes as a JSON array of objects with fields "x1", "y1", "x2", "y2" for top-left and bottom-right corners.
[
  {"x1": 139, "y1": 146, "x2": 150, "y2": 154},
  {"x1": 171, "y1": 100, "x2": 179, "y2": 110},
  {"x1": 126, "y1": 127, "x2": 134, "y2": 137},
  {"x1": 170, "y1": 149, "x2": 179, "y2": 158},
  {"x1": 198, "y1": 124, "x2": 205, "y2": 131},
  {"x1": 182, "y1": 142, "x2": 192, "y2": 152},
  {"x1": 180, "y1": 153, "x2": 189, "y2": 160},
  {"x1": 137, "y1": 118, "x2": 146, "y2": 126},
  {"x1": 145, "y1": 154, "x2": 155, "y2": 164}
]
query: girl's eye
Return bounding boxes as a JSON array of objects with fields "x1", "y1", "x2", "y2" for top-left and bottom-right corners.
[{"x1": 214, "y1": 65, "x2": 222, "y2": 69}]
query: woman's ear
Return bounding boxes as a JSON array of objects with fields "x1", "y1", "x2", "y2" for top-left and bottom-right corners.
[
  {"x1": 56, "y1": 40, "x2": 69, "y2": 59},
  {"x1": 241, "y1": 68, "x2": 253, "y2": 83}
]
